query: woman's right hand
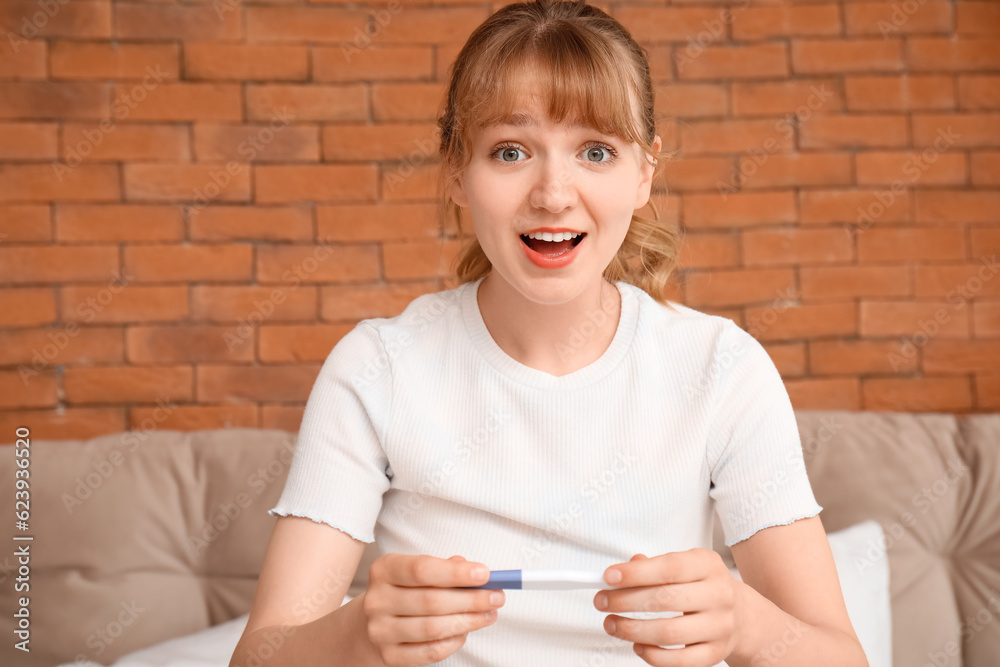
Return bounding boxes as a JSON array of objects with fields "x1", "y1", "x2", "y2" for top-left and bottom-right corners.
[{"x1": 362, "y1": 554, "x2": 506, "y2": 667}]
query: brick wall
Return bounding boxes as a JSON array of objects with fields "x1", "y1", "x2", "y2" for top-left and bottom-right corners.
[{"x1": 0, "y1": 0, "x2": 998, "y2": 442}]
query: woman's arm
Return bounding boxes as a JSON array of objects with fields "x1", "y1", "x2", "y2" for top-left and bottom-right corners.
[
  {"x1": 725, "y1": 515, "x2": 869, "y2": 667},
  {"x1": 229, "y1": 515, "x2": 385, "y2": 667}
]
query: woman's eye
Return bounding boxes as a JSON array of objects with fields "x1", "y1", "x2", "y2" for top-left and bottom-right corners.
[{"x1": 490, "y1": 142, "x2": 619, "y2": 166}]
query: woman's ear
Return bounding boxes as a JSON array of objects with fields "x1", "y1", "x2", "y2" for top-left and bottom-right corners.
[
  {"x1": 449, "y1": 174, "x2": 469, "y2": 208},
  {"x1": 634, "y1": 134, "x2": 661, "y2": 210}
]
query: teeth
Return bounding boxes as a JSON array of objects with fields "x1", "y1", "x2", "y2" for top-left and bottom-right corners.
[{"x1": 524, "y1": 231, "x2": 583, "y2": 242}]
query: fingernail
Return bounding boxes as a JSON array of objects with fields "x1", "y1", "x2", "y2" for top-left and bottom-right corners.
[
  {"x1": 471, "y1": 567, "x2": 488, "y2": 581},
  {"x1": 490, "y1": 591, "x2": 503, "y2": 606},
  {"x1": 595, "y1": 593, "x2": 608, "y2": 610},
  {"x1": 606, "y1": 568, "x2": 622, "y2": 584},
  {"x1": 607, "y1": 618, "x2": 617, "y2": 633}
]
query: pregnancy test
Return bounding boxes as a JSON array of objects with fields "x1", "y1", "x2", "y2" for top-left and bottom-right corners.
[{"x1": 458, "y1": 569, "x2": 607, "y2": 590}]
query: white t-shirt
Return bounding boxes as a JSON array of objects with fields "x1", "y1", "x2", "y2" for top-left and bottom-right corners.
[{"x1": 269, "y1": 274, "x2": 823, "y2": 665}]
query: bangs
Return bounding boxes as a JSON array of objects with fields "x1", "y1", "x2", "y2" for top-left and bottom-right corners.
[{"x1": 457, "y1": 24, "x2": 647, "y2": 149}]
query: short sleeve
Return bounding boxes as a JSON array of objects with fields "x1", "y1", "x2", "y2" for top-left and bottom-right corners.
[
  {"x1": 705, "y1": 322, "x2": 822, "y2": 547},
  {"x1": 268, "y1": 321, "x2": 393, "y2": 544}
]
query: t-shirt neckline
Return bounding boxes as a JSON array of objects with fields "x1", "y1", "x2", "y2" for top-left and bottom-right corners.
[{"x1": 461, "y1": 274, "x2": 639, "y2": 390}]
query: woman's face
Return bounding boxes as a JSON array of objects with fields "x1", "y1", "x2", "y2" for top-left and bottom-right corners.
[{"x1": 449, "y1": 91, "x2": 661, "y2": 304}]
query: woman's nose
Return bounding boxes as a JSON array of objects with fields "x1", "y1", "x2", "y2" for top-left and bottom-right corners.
[{"x1": 528, "y1": 161, "x2": 577, "y2": 212}]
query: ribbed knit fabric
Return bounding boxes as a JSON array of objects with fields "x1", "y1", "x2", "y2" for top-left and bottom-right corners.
[{"x1": 268, "y1": 274, "x2": 823, "y2": 665}]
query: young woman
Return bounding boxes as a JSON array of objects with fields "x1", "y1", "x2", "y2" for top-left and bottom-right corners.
[{"x1": 231, "y1": 2, "x2": 869, "y2": 666}]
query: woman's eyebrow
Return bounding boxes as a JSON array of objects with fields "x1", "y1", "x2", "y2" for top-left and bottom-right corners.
[{"x1": 493, "y1": 112, "x2": 593, "y2": 130}]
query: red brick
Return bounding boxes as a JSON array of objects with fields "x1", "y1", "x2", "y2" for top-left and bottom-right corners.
[
  {"x1": 0, "y1": 82, "x2": 110, "y2": 120},
  {"x1": 915, "y1": 260, "x2": 1000, "y2": 299},
  {"x1": 246, "y1": 6, "x2": 370, "y2": 42},
  {"x1": 313, "y1": 46, "x2": 434, "y2": 83},
  {"x1": 193, "y1": 123, "x2": 319, "y2": 162},
  {"x1": 653, "y1": 83, "x2": 728, "y2": 118},
  {"x1": 958, "y1": 75, "x2": 1000, "y2": 110},
  {"x1": 785, "y1": 377, "x2": 860, "y2": 410},
  {"x1": 857, "y1": 151, "x2": 965, "y2": 187},
  {"x1": 677, "y1": 43, "x2": 788, "y2": 80},
  {"x1": 733, "y1": 4, "x2": 840, "y2": 40},
  {"x1": 383, "y1": 239, "x2": 462, "y2": 281},
  {"x1": 112, "y1": 82, "x2": 242, "y2": 122},
  {"x1": 683, "y1": 268, "x2": 795, "y2": 307},
  {"x1": 185, "y1": 43, "x2": 308, "y2": 81},
  {"x1": 381, "y1": 163, "x2": 440, "y2": 202},
  {"x1": 661, "y1": 157, "x2": 734, "y2": 191},
  {"x1": 196, "y1": 365, "x2": 319, "y2": 402},
  {"x1": 800, "y1": 114, "x2": 908, "y2": 149},
  {"x1": 845, "y1": 74, "x2": 955, "y2": 111},
  {"x1": 746, "y1": 302, "x2": 857, "y2": 341},
  {"x1": 255, "y1": 165, "x2": 378, "y2": 203},
  {"x1": 127, "y1": 325, "x2": 253, "y2": 363},
  {"x1": 913, "y1": 113, "x2": 1000, "y2": 148},
  {"x1": 114, "y1": 3, "x2": 241, "y2": 41},
  {"x1": 0, "y1": 245, "x2": 118, "y2": 283},
  {"x1": 0, "y1": 326, "x2": 123, "y2": 366},
  {"x1": 192, "y1": 285, "x2": 318, "y2": 323},
  {"x1": 956, "y1": 2, "x2": 1000, "y2": 36},
  {"x1": 908, "y1": 37, "x2": 1000, "y2": 70},
  {"x1": 320, "y1": 282, "x2": 437, "y2": 321},
  {"x1": 792, "y1": 39, "x2": 903, "y2": 74},
  {"x1": 861, "y1": 300, "x2": 969, "y2": 338},
  {"x1": 738, "y1": 152, "x2": 852, "y2": 189},
  {"x1": 975, "y1": 374, "x2": 1000, "y2": 410},
  {"x1": 0, "y1": 164, "x2": 119, "y2": 202},
  {"x1": 915, "y1": 191, "x2": 1000, "y2": 223},
  {"x1": 762, "y1": 342, "x2": 807, "y2": 377},
  {"x1": 0, "y1": 122, "x2": 56, "y2": 159},
  {"x1": 50, "y1": 41, "x2": 180, "y2": 80},
  {"x1": 677, "y1": 232, "x2": 740, "y2": 269},
  {"x1": 0, "y1": 369, "x2": 56, "y2": 408},
  {"x1": 0, "y1": 205, "x2": 50, "y2": 241},
  {"x1": 681, "y1": 119, "x2": 795, "y2": 154},
  {"x1": 246, "y1": 84, "x2": 366, "y2": 122},
  {"x1": 615, "y1": 7, "x2": 726, "y2": 42},
  {"x1": 189, "y1": 206, "x2": 312, "y2": 242},
  {"x1": 371, "y1": 83, "x2": 448, "y2": 122},
  {"x1": 64, "y1": 366, "x2": 193, "y2": 404},
  {"x1": 361, "y1": 6, "x2": 488, "y2": 45},
  {"x1": 60, "y1": 285, "x2": 189, "y2": 324},
  {"x1": 971, "y1": 228, "x2": 1000, "y2": 257},
  {"x1": 129, "y1": 404, "x2": 259, "y2": 431},
  {"x1": 317, "y1": 204, "x2": 439, "y2": 241},
  {"x1": 124, "y1": 245, "x2": 252, "y2": 282},
  {"x1": 0, "y1": 40, "x2": 45, "y2": 79},
  {"x1": 743, "y1": 228, "x2": 852, "y2": 266},
  {"x1": 810, "y1": 339, "x2": 918, "y2": 375},
  {"x1": 261, "y1": 405, "x2": 303, "y2": 433},
  {"x1": 321, "y1": 124, "x2": 437, "y2": 161},
  {"x1": 259, "y1": 324, "x2": 354, "y2": 362},
  {"x1": 124, "y1": 164, "x2": 250, "y2": 203},
  {"x1": 801, "y1": 188, "x2": 911, "y2": 225},
  {"x1": 863, "y1": 377, "x2": 973, "y2": 412},
  {"x1": 923, "y1": 341, "x2": 1000, "y2": 373},
  {"x1": 682, "y1": 191, "x2": 797, "y2": 228},
  {"x1": 858, "y1": 228, "x2": 965, "y2": 262},
  {"x1": 257, "y1": 244, "x2": 380, "y2": 283},
  {"x1": 973, "y1": 301, "x2": 1000, "y2": 337},
  {"x1": 0, "y1": 1, "x2": 111, "y2": 39},
  {"x1": 844, "y1": 2, "x2": 952, "y2": 36},
  {"x1": 0, "y1": 288, "x2": 55, "y2": 327},
  {"x1": 61, "y1": 123, "x2": 190, "y2": 162},
  {"x1": 56, "y1": 204, "x2": 184, "y2": 242},
  {"x1": 731, "y1": 79, "x2": 840, "y2": 116},
  {"x1": 971, "y1": 151, "x2": 1000, "y2": 186},
  {"x1": 0, "y1": 408, "x2": 125, "y2": 442},
  {"x1": 801, "y1": 265, "x2": 911, "y2": 299}
]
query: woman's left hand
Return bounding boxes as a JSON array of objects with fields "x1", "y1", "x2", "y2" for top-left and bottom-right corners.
[{"x1": 593, "y1": 550, "x2": 748, "y2": 666}]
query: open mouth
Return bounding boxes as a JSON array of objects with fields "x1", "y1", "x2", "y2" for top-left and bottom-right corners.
[{"x1": 519, "y1": 232, "x2": 586, "y2": 257}]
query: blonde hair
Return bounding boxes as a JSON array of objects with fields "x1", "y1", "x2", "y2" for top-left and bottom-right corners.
[{"x1": 436, "y1": 0, "x2": 682, "y2": 308}]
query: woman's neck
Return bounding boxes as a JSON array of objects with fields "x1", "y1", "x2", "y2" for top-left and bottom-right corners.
[{"x1": 476, "y1": 271, "x2": 622, "y2": 377}]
